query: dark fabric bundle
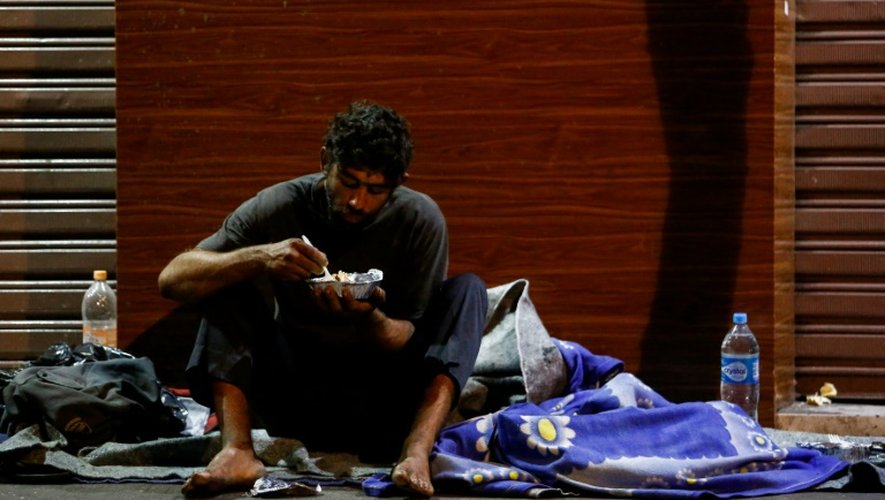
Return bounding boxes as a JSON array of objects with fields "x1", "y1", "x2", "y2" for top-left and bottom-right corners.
[{"x1": 0, "y1": 357, "x2": 182, "y2": 450}]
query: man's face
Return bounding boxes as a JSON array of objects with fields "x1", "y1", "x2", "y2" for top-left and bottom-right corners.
[{"x1": 325, "y1": 164, "x2": 398, "y2": 226}]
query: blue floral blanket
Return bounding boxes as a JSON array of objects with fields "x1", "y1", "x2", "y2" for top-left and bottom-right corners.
[{"x1": 366, "y1": 340, "x2": 847, "y2": 498}]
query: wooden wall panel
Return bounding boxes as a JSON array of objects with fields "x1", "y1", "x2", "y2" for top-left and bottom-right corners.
[
  {"x1": 117, "y1": 1, "x2": 779, "y2": 423},
  {"x1": 774, "y1": 0, "x2": 797, "y2": 414}
]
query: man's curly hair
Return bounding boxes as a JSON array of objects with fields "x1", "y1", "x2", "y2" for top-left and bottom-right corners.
[{"x1": 323, "y1": 101, "x2": 413, "y2": 181}]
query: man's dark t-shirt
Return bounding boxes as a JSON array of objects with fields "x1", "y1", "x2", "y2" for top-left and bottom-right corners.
[{"x1": 197, "y1": 173, "x2": 448, "y2": 347}]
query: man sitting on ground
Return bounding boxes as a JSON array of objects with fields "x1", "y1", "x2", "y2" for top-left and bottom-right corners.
[{"x1": 158, "y1": 101, "x2": 487, "y2": 497}]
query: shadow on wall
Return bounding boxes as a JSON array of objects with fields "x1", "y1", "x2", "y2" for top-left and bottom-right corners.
[
  {"x1": 639, "y1": 1, "x2": 753, "y2": 402},
  {"x1": 127, "y1": 305, "x2": 202, "y2": 388}
]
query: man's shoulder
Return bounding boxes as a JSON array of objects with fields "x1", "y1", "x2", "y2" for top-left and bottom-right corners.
[
  {"x1": 250, "y1": 173, "x2": 322, "y2": 207},
  {"x1": 384, "y1": 187, "x2": 446, "y2": 240},
  {"x1": 259, "y1": 173, "x2": 321, "y2": 195},
  {"x1": 391, "y1": 186, "x2": 442, "y2": 214}
]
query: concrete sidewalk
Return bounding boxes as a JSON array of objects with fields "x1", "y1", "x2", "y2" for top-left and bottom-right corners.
[{"x1": 0, "y1": 483, "x2": 884, "y2": 500}]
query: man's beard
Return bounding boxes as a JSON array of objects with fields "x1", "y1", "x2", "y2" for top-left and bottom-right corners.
[{"x1": 325, "y1": 190, "x2": 372, "y2": 230}]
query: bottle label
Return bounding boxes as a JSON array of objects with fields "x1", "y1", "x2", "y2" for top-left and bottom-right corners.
[{"x1": 721, "y1": 353, "x2": 759, "y2": 384}]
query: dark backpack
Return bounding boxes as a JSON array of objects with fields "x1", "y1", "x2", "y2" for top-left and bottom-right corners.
[{"x1": 0, "y1": 357, "x2": 178, "y2": 449}]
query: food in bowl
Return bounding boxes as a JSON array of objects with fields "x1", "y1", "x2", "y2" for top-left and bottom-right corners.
[{"x1": 306, "y1": 268, "x2": 383, "y2": 299}]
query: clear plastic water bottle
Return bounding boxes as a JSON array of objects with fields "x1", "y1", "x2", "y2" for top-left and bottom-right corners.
[
  {"x1": 720, "y1": 312, "x2": 760, "y2": 420},
  {"x1": 81, "y1": 269, "x2": 117, "y2": 347}
]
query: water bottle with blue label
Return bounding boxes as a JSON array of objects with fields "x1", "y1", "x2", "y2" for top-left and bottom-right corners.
[{"x1": 720, "y1": 312, "x2": 759, "y2": 420}]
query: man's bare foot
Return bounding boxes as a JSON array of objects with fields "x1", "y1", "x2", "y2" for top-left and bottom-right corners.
[
  {"x1": 182, "y1": 445, "x2": 265, "y2": 497},
  {"x1": 392, "y1": 454, "x2": 434, "y2": 497}
]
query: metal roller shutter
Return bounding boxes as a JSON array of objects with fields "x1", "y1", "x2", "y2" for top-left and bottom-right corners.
[
  {"x1": 0, "y1": 0, "x2": 116, "y2": 361},
  {"x1": 795, "y1": 0, "x2": 885, "y2": 400}
]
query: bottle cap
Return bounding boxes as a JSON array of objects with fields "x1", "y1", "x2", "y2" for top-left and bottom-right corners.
[
  {"x1": 733, "y1": 312, "x2": 748, "y2": 324},
  {"x1": 93, "y1": 270, "x2": 108, "y2": 281}
]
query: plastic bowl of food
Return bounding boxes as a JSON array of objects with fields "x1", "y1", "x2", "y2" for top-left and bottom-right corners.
[{"x1": 306, "y1": 268, "x2": 383, "y2": 300}]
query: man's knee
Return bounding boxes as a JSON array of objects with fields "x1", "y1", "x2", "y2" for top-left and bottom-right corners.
[{"x1": 442, "y1": 272, "x2": 488, "y2": 308}]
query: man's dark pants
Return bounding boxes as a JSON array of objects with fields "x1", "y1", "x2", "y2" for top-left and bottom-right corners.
[{"x1": 186, "y1": 273, "x2": 487, "y2": 462}]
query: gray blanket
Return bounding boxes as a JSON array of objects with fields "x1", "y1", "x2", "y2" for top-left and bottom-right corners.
[
  {"x1": 459, "y1": 279, "x2": 568, "y2": 415},
  {"x1": 0, "y1": 423, "x2": 384, "y2": 483}
]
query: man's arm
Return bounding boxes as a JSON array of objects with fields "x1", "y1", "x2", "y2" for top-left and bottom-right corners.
[
  {"x1": 158, "y1": 238, "x2": 327, "y2": 304},
  {"x1": 362, "y1": 307, "x2": 416, "y2": 351},
  {"x1": 312, "y1": 286, "x2": 416, "y2": 351}
]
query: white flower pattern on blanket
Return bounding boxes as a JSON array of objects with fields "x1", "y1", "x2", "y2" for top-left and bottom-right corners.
[{"x1": 519, "y1": 416, "x2": 576, "y2": 457}]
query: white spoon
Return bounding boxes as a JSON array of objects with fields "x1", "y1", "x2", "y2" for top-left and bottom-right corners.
[{"x1": 301, "y1": 235, "x2": 333, "y2": 279}]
